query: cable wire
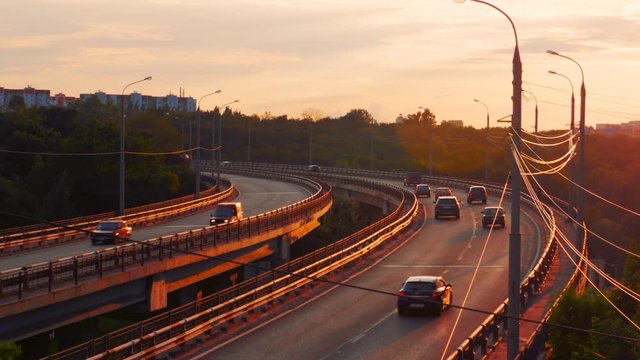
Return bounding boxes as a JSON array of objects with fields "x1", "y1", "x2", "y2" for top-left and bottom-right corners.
[{"x1": 515, "y1": 153, "x2": 640, "y2": 329}]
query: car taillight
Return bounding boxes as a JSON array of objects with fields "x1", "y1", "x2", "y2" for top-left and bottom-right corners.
[
  {"x1": 432, "y1": 293, "x2": 440, "y2": 299},
  {"x1": 399, "y1": 291, "x2": 406, "y2": 297}
]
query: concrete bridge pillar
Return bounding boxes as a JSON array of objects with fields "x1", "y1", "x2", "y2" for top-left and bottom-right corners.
[{"x1": 147, "y1": 274, "x2": 167, "y2": 312}]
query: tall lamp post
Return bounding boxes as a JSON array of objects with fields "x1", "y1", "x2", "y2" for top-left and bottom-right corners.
[
  {"x1": 195, "y1": 90, "x2": 221, "y2": 199},
  {"x1": 217, "y1": 100, "x2": 239, "y2": 186},
  {"x1": 548, "y1": 70, "x2": 576, "y2": 217},
  {"x1": 419, "y1": 106, "x2": 434, "y2": 176},
  {"x1": 547, "y1": 50, "x2": 586, "y2": 245},
  {"x1": 474, "y1": 99, "x2": 490, "y2": 182},
  {"x1": 522, "y1": 89, "x2": 538, "y2": 134},
  {"x1": 454, "y1": 2, "x2": 522, "y2": 358},
  {"x1": 119, "y1": 76, "x2": 152, "y2": 216}
]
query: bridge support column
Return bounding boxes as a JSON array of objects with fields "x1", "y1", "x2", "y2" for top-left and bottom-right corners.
[
  {"x1": 147, "y1": 274, "x2": 167, "y2": 312},
  {"x1": 279, "y1": 235, "x2": 291, "y2": 263},
  {"x1": 179, "y1": 285, "x2": 203, "y2": 306}
]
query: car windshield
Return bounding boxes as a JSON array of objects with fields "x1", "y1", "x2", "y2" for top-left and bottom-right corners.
[
  {"x1": 211, "y1": 207, "x2": 235, "y2": 217},
  {"x1": 437, "y1": 189, "x2": 451, "y2": 195},
  {"x1": 471, "y1": 188, "x2": 484, "y2": 194},
  {"x1": 96, "y1": 222, "x2": 119, "y2": 231},
  {"x1": 484, "y1": 208, "x2": 503, "y2": 216},
  {"x1": 438, "y1": 198, "x2": 457, "y2": 205},
  {"x1": 403, "y1": 282, "x2": 436, "y2": 291},
  {"x1": 417, "y1": 185, "x2": 428, "y2": 190}
]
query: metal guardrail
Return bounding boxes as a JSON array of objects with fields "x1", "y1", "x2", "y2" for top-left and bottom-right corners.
[
  {"x1": 45, "y1": 171, "x2": 416, "y2": 360},
  {"x1": 0, "y1": 176, "x2": 220, "y2": 239},
  {"x1": 0, "y1": 172, "x2": 328, "y2": 302},
  {"x1": 0, "y1": 176, "x2": 230, "y2": 256}
]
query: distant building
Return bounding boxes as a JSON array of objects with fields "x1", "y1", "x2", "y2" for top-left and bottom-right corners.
[
  {"x1": 79, "y1": 91, "x2": 196, "y2": 112},
  {"x1": 595, "y1": 121, "x2": 640, "y2": 137},
  {"x1": 0, "y1": 86, "x2": 196, "y2": 113},
  {"x1": 442, "y1": 120, "x2": 464, "y2": 127},
  {"x1": 52, "y1": 93, "x2": 78, "y2": 108},
  {"x1": 0, "y1": 86, "x2": 51, "y2": 108}
]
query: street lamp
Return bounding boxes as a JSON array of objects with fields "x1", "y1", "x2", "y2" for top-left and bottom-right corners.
[
  {"x1": 547, "y1": 50, "x2": 586, "y2": 248},
  {"x1": 473, "y1": 99, "x2": 490, "y2": 182},
  {"x1": 548, "y1": 70, "x2": 576, "y2": 216},
  {"x1": 217, "y1": 100, "x2": 239, "y2": 187},
  {"x1": 521, "y1": 89, "x2": 538, "y2": 134},
  {"x1": 119, "y1": 76, "x2": 152, "y2": 216},
  {"x1": 419, "y1": 106, "x2": 434, "y2": 176},
  {"x1": 195, "y1": 90, "x2": 221, "y2": 199},
  {"x1": 454, "y1": 2, "x2": 522, "y2": 358}
]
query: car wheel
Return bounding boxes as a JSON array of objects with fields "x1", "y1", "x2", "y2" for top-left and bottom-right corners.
[
  {"x1": 398, "y1": 307, "x2": 407, "y2": 316},
  {"x1": 456, "y1": 213, "x2": 460, "y2": 219},
  {"x1": 483, "y1": 199, "x2": 487, "y2": 204},
  {"x1": 448, "y1": 294, "x2": 453, "y2": 309}
]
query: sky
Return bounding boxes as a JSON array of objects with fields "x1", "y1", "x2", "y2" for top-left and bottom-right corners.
[{"x1": 3, "y1": 0, "x2": 640, "y2": 131}]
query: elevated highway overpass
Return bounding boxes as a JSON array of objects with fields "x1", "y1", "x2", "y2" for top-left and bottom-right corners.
[
  {"x1": 0, "y1": 172, "x2": 332, "y2": 341},
  {"x1": 45, "y1": 164, "x2": 578, "y2": 360}
]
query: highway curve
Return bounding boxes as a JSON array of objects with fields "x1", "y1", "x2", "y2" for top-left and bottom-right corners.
[
  {"x1": 183, "y1": 185, "x2": 542, "y2": 360},
  {"x1": 0, "y1": 174, "x2": 312, "y2": 271}
]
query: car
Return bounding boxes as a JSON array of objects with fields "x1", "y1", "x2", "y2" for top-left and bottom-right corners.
[
  {"x1": 433, "y1": 187, "x2": 453, "y2": 202},
  {"x1": 467, "y1": 185, "x2": 488, "y2": 204},
  {"x1": 307, "y1": 164, "x2": 320, "y2": 172},
  {"x1": 434, "y1": 196, "x2": 460, "y2": 219},
  {"x1": 221, "y1": 160, "x2": 232, "y2": 167},
  {"x1": 91, "y1": 220, "x2": 132, "y2": 245},
  {"x1": 210, "y1": 202, "x2": 244, "y2": 225},
  {"x1": 481, "y1": 206, "x2": 506, "y2": 228},
  {"x1": 403, "y1": 172, "x2": 422, "y2": 187},
  {"x1": 415, "y1": 184, "x2": 431, "y2": 198},
  {"x1": 397, "y1": 276, "x2": 453, "y2": 316}
]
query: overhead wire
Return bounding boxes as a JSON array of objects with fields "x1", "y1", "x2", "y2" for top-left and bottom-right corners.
[
  {"x1": 1, "y1": 208, "x2": 639, "y2": 344},
  {"x1": 514, "y1": 128, "x2": 640, "y2": 257},
  {"x1": 513, "y1": 149, "x2": 640, "y2": 322},
  {"x1": 513, "y1": 147, "x2": 640, "y2": 297},
  {"x1": 520, "y1": 128, "x2": 574, "y2": 140},
  {"x1": 0, "y1": 147, "x2": 219, "y2": 157}
]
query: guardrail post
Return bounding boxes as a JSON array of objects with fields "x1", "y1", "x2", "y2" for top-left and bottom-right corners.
[
  {"x1": 140, "y1": 244, "x2": 144, "y2": 266},
  {"x1": 99, "y1": 253, "x2": 103, "y2": 278},
  {"x1": 73, "y1": 257, "x2": 79, "y2": 285},
  {"x1": 121, "y1": 249, "x2": 125, "y2": 272},
  {"x1": 170, "y1": 237, "x2": 173, "y2": 258},
  {"x1": 48, "y1": 262, "x2": 53, "y2": 292},
  {"x1": 18, "y1": 269, "x2": 24, "y2": 299}
]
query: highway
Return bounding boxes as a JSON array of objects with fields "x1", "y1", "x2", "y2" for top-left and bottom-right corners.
[
  {"x1": 182, "y1": 186, "x2": 542, "y2": 360},
  {"x1": 0, "y1": 174, "x2": 313, "y2": 271}
]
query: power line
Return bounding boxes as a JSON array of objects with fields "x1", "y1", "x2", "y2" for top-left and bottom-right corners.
[
  {"x1": 0, "y1": 147, "x2": 220, "y2": 157},
  {"x1": 1, "y1": 209, "x2": 638, "y2": 344}
]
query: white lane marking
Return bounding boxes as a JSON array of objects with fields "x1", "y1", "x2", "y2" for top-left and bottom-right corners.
[
  {"x1": 381, "y1": 264, "x2": 503, "y2": 268},
  {"x1": 457, "y1": 207, "x2": 479, "y2": 261},
  {"x1": 318, "y1": 310, "x2": 397, "y2": 360}
]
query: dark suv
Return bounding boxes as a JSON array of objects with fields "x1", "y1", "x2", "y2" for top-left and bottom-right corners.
[
  {"x1": 434, "y1": 196, "x2": 460, "y2": 219},
  {"x1": 467, "y1": 186, "x2": 488, "y2": 204},
  {"x1": 481, "y1": 206, "x2": 506, "y2": 228},
  {"x1": 397, "y1": 276, "x2": 453, "y2": 315},
  {"x1": 403, "y1": 172, "x2": 422, "y2": 187}
]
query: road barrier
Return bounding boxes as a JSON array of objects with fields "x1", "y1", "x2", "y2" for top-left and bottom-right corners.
[
  {"x1": 0, "y1": 173, "x2": 327, "y2": 302},
  {"x1": 0, "y1": 176, "x2": 231, "y2": 256}
]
